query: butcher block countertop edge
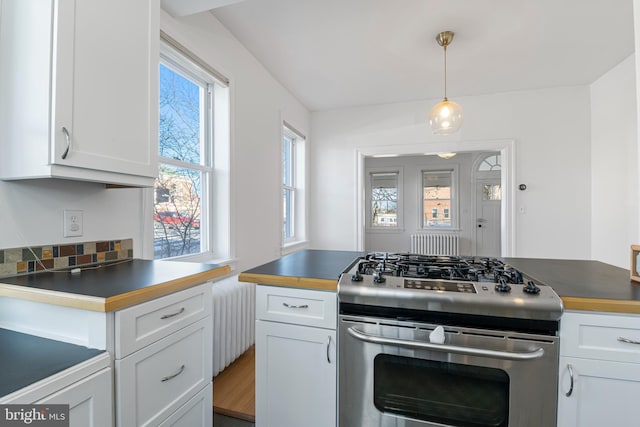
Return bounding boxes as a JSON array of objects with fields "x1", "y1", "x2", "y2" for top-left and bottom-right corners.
[
  {"x1": 237, "y1": 272, "x2": 339, "y2": 291},
  {"x1": 0, "y1": 260, "x2": 231, "y2": 312}
]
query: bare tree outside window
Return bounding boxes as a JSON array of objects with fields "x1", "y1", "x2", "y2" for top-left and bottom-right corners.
[
  {"x1": 154, "y1": 62, "x2": 208, "y2": 259},
  {"x1": 371, "y1": 172, "x2": 398, "y2": 227}
]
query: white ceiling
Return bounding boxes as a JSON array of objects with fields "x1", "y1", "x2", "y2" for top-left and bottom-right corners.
[{"x1": 208, "y1": 0, "x2": 635, "y2": 112}]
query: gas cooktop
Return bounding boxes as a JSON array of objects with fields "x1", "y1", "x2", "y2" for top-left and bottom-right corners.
[{"x1": 338, "y1": 253, "x2": 564, "y2": 322}]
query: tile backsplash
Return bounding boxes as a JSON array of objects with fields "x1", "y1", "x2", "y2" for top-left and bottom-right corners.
[{"x1": 0, "y1": 239, "x2": 133, "y2": 277}]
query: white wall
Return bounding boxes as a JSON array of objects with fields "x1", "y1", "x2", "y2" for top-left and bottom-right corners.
[
  {"x1": 590, "y1": 54, "x2": 639, "y2": 268},
  {"x1": 310, "y1": 86, "x2": 593, "y2": 260},
  {"x1": 0, "y1": 10, "x2": 310, "y2": 273},
  {"x1": 0, "y1": 180, "x2": 146, "y2": 253}
]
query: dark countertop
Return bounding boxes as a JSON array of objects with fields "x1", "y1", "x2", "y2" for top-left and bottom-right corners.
[
  {"x1": 0, "y1": 259, "x2": 230, "y2": 312},
  {"x1": 0, "y1": 328, "x2": 105, "y2": 398},
  {"x1": 241, "y1": 251, "x2": 640, "y2": 313},
  {"x1": 504, "y1": 257, "x2": 640, "y2": 314},
  {"x1": 238, "y1": 250, "x2": 365, "y2": 291}
]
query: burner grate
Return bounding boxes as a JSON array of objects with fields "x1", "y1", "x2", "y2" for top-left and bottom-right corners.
[{"x1": 358, "y1": 253, "x2": 524, "y2": 284}]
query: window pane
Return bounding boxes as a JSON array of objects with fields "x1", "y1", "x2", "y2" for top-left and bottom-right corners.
[
  {"x1": 483, "y1": 184, "x2": 502, "y2": 201},
  {"x1": 371, "y1": 172, "x2": 398, "y2": 227},
  {"x1": 283, "y1": 135, "x2": 293, "y2": 187},
  {"x1": 423, "y1": 171, "x2": 452, "y2": 227},
  {"x1": 154, "y1": 165, "x2": 202, "y2": 259},
  {"x1": 479, "y1": 154, "x2": 501, "y2": 171},
  {"x1": 283, "y1": 187, "x2": 294, "y2": 239},
  {"x1": 159, "y1": 64, "x2": 202, "y2": 165}
]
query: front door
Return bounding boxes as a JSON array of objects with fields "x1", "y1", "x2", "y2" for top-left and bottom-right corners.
[{"x1": 475, "y1": 179, "x2": 501, "y2": 257}]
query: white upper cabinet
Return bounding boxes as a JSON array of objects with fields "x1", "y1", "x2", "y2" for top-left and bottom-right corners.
[{"x1": 0, "y1": 0, "x2": 159, "y2": 187}]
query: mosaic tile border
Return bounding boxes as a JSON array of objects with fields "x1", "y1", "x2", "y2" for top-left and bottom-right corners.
[{"x1": 0, "y1": 239, "x2": 133, "y2": 277}]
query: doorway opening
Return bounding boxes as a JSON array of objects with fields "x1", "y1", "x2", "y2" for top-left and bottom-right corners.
[{"x1": 356, "y1": 140, "x2": 515, "y2": 257}]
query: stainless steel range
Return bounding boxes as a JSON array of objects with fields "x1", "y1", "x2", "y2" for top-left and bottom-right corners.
[{"x1": 338, "y1": 253, "x2": 563, "y2": 427}]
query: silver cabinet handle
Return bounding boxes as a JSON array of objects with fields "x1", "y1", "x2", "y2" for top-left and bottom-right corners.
[
  {"x1": 160, "y1": 307, "x2": 185, "y2": 319},
  {"x1": 565, "y1": 363, "x2": 574, "y2": 397},
  {"x1": 618, "y1": 336, "x2": 640, "y2": 345},
  {"x1": 161, "y1": 364, "x2": 185, "y2": 382},
  {"x1": 326, "y1": 335, "x2": 331, "y2": 363},
  {"x1": 61, "y1": 127, "x2": 71, "y2": 159},
  {"x1": 347, "y1": 326, "x2": 545, "y2": 361},
  {"x1": 282, "y1": 302, "x2": 309, "y2": 309}
]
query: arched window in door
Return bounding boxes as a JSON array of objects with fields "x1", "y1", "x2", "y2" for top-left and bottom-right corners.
[{"x1": 478, "y1": 153, "x2": 501, "y2": 172}]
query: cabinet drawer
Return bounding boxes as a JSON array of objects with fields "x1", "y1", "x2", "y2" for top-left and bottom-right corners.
[
  {"x1": 158, "y1": 382, "x2": 212, "y2": 427},
  {"x1": 560, "y1": 311, "x2": 640, "y2": 363},
  {"x1": 116, "y1": 318, "x2": 212, "y2": 427},
  {"x1": 256, "y1": 285, "x2": 336, "y2": 329},
  {"x1": 115, "y1": 284, "x2": 211, "y2": 358}
]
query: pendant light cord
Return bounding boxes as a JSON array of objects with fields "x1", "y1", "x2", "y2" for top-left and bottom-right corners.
[{"x1": 443, "y1": 44, "x2": 448, "y2": 101}]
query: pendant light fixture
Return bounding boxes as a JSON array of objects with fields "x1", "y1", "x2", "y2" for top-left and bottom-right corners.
[{"x1": 429, "y1": 31, "x2": 463, "y2": 135}]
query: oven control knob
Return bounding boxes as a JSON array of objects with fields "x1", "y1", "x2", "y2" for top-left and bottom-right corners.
[
  {"x1": 495, "y1": 279, "x2": 511, "y2": 293},
  {"x1": 351, "y1": 270, "x2": 363, "y2": 282},
  {"x1": 373, "y1": 270, "x2": 386, "y2": 284},
  {"x1": 523, "y1": 280, "x2": 541, "y2": 294}
]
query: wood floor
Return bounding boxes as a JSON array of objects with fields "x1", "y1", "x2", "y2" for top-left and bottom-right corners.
[{"x1": 212, "y1": 345, "x2": 256, "y2": 423}]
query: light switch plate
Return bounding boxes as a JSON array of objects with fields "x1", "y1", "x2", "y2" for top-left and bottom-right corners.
[{"x1": 63, "y1": 210, "x2": 83, "y2": 237}]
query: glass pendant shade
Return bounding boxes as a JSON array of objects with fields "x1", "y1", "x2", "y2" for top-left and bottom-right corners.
[{"x1": 429, "y1": 98, "x2": 463, "y2": 135}]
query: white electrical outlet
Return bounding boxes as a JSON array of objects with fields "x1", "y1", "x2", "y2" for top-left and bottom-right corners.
[{"x1": 63, "y1": 210, "x2": 83, "y2": 237}]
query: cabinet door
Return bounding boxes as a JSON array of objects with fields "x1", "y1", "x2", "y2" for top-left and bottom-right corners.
[
  {"x1": 256, "y1": 320, "x2": 336, "y2": 427},
  {"x1": 557, "y1": 356, "x2": 640, "y2": 427},
  {"x1": 37, "y1": 367, "x2": 113, "y2": 427},
  {"x1": 116, "y1": 318, "x2": 212, "y2": 427},
  {"x1": 52, "y1": 0, "x2": 158, "y2": 178}
]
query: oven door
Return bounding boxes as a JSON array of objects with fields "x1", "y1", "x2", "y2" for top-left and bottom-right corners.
[{"x1": 338, "y1": 316, "x2": 559, "y2": 427}]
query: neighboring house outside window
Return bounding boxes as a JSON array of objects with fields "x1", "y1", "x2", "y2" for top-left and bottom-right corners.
[
  {"x1": 422, "y1": 169, "x2": 457, "y2": 228},
  {"x1": 282, "y1": 123, "x2": 307, "y2": 249},
  {"x1": 154, "y1": 37, "x2": 230, "y2": 261}
]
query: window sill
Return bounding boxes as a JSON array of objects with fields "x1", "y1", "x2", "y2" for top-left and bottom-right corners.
[
  {"x1": 281, "y1": 240, "x2": 309, "y2": 256},
  {"x1": 365, "y1": 228, "x2": 406, "y2": 234}
]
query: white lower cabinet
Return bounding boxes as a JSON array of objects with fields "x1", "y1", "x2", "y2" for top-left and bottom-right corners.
[
  {"x1": 255, "y1": 285, "x2": 337, "y2": 427},
  {"x1": 37, "y1": 367, "x2": 113, "y2": 427},
  {"x1": 557, "y1": 311, "x2": 640, "y2": 427},
  {"x1": 115, "y1": 284, "x2": 213, "y2": 427}
]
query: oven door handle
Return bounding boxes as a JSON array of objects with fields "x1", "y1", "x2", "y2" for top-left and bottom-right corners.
[{"x1": 347, "y1": 326, "x2": 545, "y2": 361}]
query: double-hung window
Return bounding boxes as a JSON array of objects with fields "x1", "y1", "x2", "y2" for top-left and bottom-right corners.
[
  {"x1": 368, "y1": 170, "x2": 402, "y2": 229},
  {"x1": 422, "y1": 169, "x2": 457, "y2": 228},
  {"x1": 282, "y1": 124, "x2": 306, "y2": 246},
  {"x1": 154, "y1": 36, "x2": 230, "y2": 261}
]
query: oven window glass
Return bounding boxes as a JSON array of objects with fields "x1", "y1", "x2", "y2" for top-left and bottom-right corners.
[{"x1": 374, "y1": 354, "x2": 509, "y2": 427}]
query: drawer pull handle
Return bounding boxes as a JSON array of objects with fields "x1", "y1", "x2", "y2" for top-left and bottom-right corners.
[
  {"x1": 565, "y1": 363, "x2": 574, "y2": 397},
  {"x1": 326, "y1": 335, "x2": 332, "y2": 364},
  {"x1": 161, "y1": 364, "x2": 185, "y2": 382},
  {"x1": 61, "y1": 127, "x2": 71, "y2": 159},
  {"x1": 282, "y1": 302, "x2": 309, "y2": 309},
  {"x1": 160, "y1": 307, "x2": 185, "y2": 319},
  {"x1": 618, "y1": 336, "x2": 640, "y2": 345}
]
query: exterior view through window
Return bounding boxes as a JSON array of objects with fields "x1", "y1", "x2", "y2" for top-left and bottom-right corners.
[
  {"x1": 154, "y1": 52, "x2": 215, "y2": 259},
  {"x1": 371, "y1": 172, "x2": 399, "y2": 227},
  {"x1": 423, "y1": 170, "x2": 453, "y2": 227}
]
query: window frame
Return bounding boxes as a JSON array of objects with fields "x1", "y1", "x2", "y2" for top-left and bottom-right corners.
[
  {"x1": 420, "y1": 167, "x2": 459, "y2": 230},
  {"x1": 366, "y1": 167, "x2": 404, "y2": 232},
  {"x1": 281, "y1": 122, "x2": 307, "y2": 251},
  {"x1": 151, "y1": 38, "x2": 230, "y2": 262}
]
